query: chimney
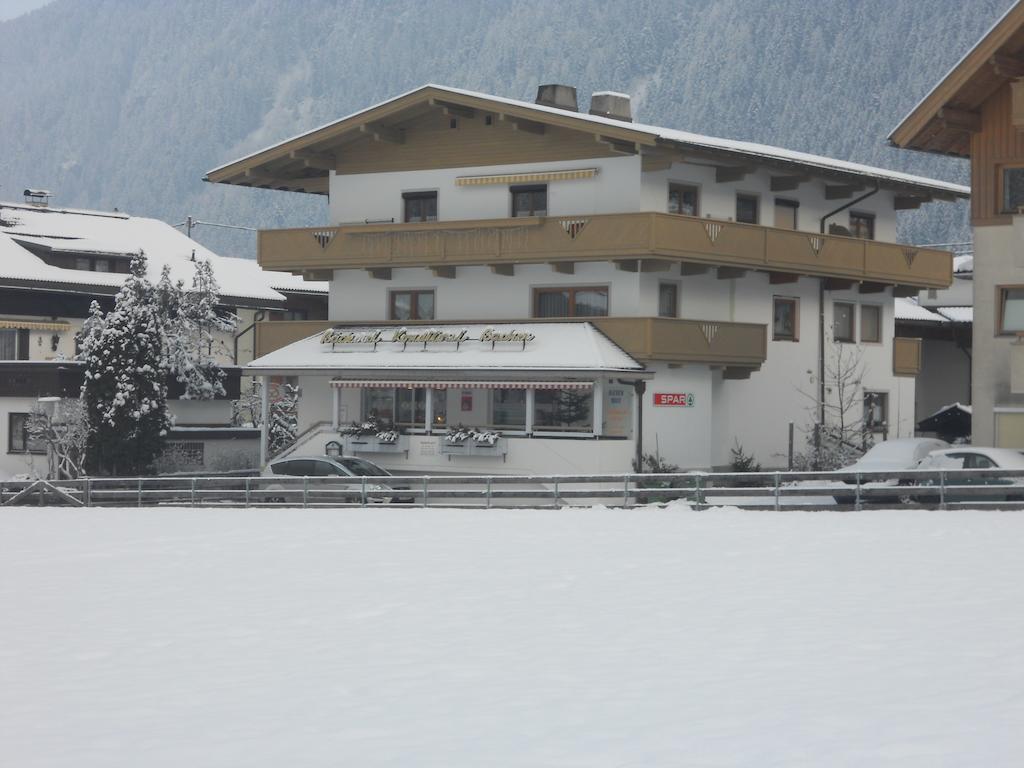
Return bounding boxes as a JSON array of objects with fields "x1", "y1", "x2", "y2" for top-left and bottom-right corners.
[
  {"x1": 589, "y1": 91, "x2": 632, "y2": 122},
  {"x1": 23, "y1": 188, "x2": 52, "y2": 207},
  {"x1": 535, "y1": 84, "x2": 578, "y2": 112}
]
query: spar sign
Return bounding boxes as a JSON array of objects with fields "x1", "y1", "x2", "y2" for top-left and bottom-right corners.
[{"x1": 653, "y1": 392, "x2": 695, "y2": 407}]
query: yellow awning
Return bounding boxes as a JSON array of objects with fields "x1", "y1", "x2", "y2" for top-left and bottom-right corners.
[
  {"x1": 455, "y1": 168, "x2": 599, "y2": 186},
  {"x1": 0, "y1": 319, "x2": 71, "y2": 331}
]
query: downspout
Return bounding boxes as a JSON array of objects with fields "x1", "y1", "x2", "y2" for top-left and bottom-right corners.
[
  {"x1": 620, "y1": 378, "x2": 647, "y2": 471},
  {"x1": 816, "y1": 182, "x2": 880, "y2": 459}
]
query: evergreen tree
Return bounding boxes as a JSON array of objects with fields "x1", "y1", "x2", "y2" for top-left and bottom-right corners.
[
  {"x1": 268, "y1": 382, "x2": 299, "y2": 457},
  {"x1": 80, "y1": 254, "x2": 171, "y2": 475}
]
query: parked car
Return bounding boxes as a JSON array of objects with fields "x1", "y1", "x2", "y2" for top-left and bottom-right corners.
[
  {"x1": 830, "y1": 438, "x2": 949, "y2": 504},
  {"x1": 261, "y1": 455, "x2": 413, "y2": 504},
  {"x1": 905, "y1": 447, "x2": 1024, "y2": 503}
]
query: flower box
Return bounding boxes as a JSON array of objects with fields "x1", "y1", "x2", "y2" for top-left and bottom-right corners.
[
  {"x1": 341, "y1": 434, "x2": 409, "y2": 454},
  {"x1": 437, "y1": 436, "x2": 507, "y2": 459}
]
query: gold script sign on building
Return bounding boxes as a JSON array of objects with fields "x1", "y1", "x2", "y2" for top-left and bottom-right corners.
[{"x1": 320, "y1": 327, "x2": 536, "y2": 349}]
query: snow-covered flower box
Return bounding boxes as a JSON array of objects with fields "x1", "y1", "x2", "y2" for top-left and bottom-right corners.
[
  {"x1": 438, "y1": 429, "x2": 506, "y2": 459},
  {"x1": 340, "y1": 434, "x2": 409, "y2": 455}
]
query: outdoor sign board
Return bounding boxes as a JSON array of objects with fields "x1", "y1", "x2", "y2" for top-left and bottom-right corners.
[{"x1": 653, "y1": 392, "x2": 695, "y2": 407}]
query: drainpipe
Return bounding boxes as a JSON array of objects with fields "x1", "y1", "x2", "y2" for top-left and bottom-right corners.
[
  {"x1": 633, "y1": 379, "x2": 647, "y2": 471},
  {"x1": 815, "y1": 182, "x2": 880, "y2": 459}
]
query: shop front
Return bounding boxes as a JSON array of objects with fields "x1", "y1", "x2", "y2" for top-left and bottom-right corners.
[{"x1": 247, "y1": 322, "x2": 649, "y2": 475}]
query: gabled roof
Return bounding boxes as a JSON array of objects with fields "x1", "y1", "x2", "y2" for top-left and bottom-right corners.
[
  {"x1": 0, "y1": 202, "x2": 326, "y2": 305},
  {"x1": 206, "y1": 84, "x2": 968, "y2": 200},
  {"x1": 889, "y1": 1, "x2": 1024, "y2": 157}
]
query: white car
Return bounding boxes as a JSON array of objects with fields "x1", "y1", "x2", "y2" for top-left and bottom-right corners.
[
  {"x1": 907, "y1": 447, "x2": 1024, "y2": 503},
  {"x1": 831, "y1": 438, "x2": 949, "y2": 504},
  {"x1": 261, "y1": 455, "x2": 413, "y2": 504}
]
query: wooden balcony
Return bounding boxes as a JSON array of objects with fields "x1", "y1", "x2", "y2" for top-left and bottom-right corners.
[
  {"x1": 253, "y1": 317, "x2": 767, "y2": 375},
  {"x1": 893, "y1": 337, "x2": 923, "y2": 377},
  {"x1": 258, "y1": 212, "x2": 953, "y2": 289},
  {"x1": 0, "y1": 362, "x2": 244, "y2": 399}
]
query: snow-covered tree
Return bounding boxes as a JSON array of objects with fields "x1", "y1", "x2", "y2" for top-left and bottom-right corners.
[
  {"x1": 80, "y1": 254, "x2": 171, "y2": 475},
  {"x1": 232, "y1": 378, "x2": 263, "y2": 428},
  {"x1": 268, "y1": 382, "x2": 299, "y2": 456},
  {"x1": 165, "y1": 258, "x2": 237, "y2": 400}
]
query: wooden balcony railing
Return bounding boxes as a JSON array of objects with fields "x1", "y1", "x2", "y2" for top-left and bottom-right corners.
[
  {"x1": 252, "y1": 317, "x2": 767, "y2": 374},
  {"x1": 258, "y1": 212, "x2": 953, "y2": 289},
  {"x1": 893, "y1": 337, "x2": 923, "y2": 377}
]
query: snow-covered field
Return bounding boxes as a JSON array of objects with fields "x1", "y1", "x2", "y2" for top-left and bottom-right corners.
[{"x1": 1, "y1": 504, "x2": 1022, "y2": 767}]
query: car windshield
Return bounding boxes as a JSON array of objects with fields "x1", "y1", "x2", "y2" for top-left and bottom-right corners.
[{"x1": 336, "y1": 457, "x2": 390, "y2": 477}]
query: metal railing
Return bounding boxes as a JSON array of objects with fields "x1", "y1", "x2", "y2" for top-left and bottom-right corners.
[{"x1": 4, "y1": 468, "x2": 1024, "y2": 509}]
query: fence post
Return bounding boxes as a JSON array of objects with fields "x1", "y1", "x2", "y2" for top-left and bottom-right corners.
[
  {"x1": 552, "y1": 479, "x2": 559, "y2": 509},
  {"x1": 694, "y1": 474, "x2": 704, "y2": 508},
  {"x1": 485, "y1": 477, "x2": 492, "y2": 508},
  {"x1": 137, "y1": 477, "x2": 143, "y2": 507},
  {"x1": 361, "y1": 477, "x2": 367, "y2": 506},
  {"x1": 83, "y1": 477, "x2": 91, "y2": 508},
  {"x1": 855, "y1": 472, "x2": 862, "y2": 511},
  {"x1": 939, "y1": 470, "x2": 946, "y2": 510},
  {"x1": 774, "y1": 472, "x2": 781, "y2": 511},
  {"x1": 190, "y1": 477, "x2": 196, "y2": 508},
  {"x1": 422, "y1": 476, "x2": 430, "y2": 507},
  {"x1": 623, "y1": 474, "x2": 631, "y2": 508},
  {"x1": 302, "y1": 476, "x2": 309, "y2": 508},
  {"x1": 244, "y1": 477, "x2": 251, "y2": 508}
]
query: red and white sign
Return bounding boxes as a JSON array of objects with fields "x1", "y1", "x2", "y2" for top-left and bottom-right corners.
[{"x1": 653, "y1": 392, "x2": 695, "y2": 407}]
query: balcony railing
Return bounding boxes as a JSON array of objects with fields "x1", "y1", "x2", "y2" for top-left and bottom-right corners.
[
  {"x1": 893, "y1": 337, "x2": 922, "y2": 377},
  {"x1": 258, "y1": 212, "x2": 953, "y2": 289},
  {"x1": 252, "y1": 317, "x2": 767, "y2": 374}
]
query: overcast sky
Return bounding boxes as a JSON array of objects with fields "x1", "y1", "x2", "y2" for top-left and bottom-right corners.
[{"x1": 0, "y1": 0, "x2": 52, "y2": 22}]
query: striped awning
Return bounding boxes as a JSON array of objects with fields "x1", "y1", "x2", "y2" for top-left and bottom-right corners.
[
  {"x1": 455, "y1": 168, "x2": 598, "y2": 186},
  {"x1": 0, "y1": 319, "x2": 71, "y2": 331},
  {"x1": 330, "y1": 379, "x2": 593, "y2": 390}
]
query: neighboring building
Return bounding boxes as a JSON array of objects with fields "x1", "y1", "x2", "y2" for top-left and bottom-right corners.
[
  {"x1": 0, "y1": 198, "x2": 327, "y2": 478},
  {"x1": 206, "y1": 84, "x2": 966, "y2": 473},
  {"x1": 890, "y1": 0, "x2": 1024, "y2": 447}
]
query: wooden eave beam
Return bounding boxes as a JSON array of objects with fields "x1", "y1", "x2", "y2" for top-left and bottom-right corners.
[
  {"x1": 715, "y1": 165, "x2": 755, "y2": 183},
  {"x1": 367, "y1": 268, "x2": 392, "y2": 280},
  {"x1": 290, "y1": 150, "x2": 337, "y2": 171},
  {"x1": 641, "y1": 152, "x2": 675, "y2": 172},
  {"x1": 722, "y1": 367, "x2": 754, "y2": 380},
  {"x1": 769, "y1": 271, "x2": 799, "y2": 284},
  {"x1": 431, "y1": 266, "x2": 456, "y2": 279},
  {"x1": 716, "y1": 267, "x2": 747, "y2": 280},
  {"x1": 892, "y1": 285, "x2": 919, "y2": 298},
  {"x1": 428, "y1": 98, "x2": 477, "y2": 118},
  {"x1": 614, "y1": 259, "x2": 639, "y2": 272},
  {"x1": 824, "y1": 278, "x2": 855, "y2": 291},
  {"x1": 680, "y1": 263, "x2": 709, "y2": 276},
  {"x1": 550, "y1": 261, "x2": 575, "y2": 274},
  {"x1": 360, "y1": 123, "x2": 404, "y2": 144},
  {"x1": 490, "y1": 264, "x2": 514, "y2": 276},
  {"x1": 858, "y1": 282, "x2": 887, "y2": 294},
  {"x1": 894, "y1": 194, "x2": 932, "y2": 210},
  {"x1": 597, "y1": 135, "x2": 638, "y2": 155},
  {"x1": 640, "y1": 259, "x2": 672, "y2": 273},
  {"x1": 990, "y1": 53, "x2": 1024, "y2": 79},
  {"x1": 825, "y1": 183, "x2": 866, "y2": 200},
  {"x1": 937, "y1": 106, "x2": 982, "y2": 133},
  {"x1": 770, "y1": 175, "x2": 810, "y2": 191},
  {"x1": 303, "y1": 270, "x2": 333, "y2": 282},
  {"x1": 499, "y1": 114, "x2": 545, "y2": 135}
]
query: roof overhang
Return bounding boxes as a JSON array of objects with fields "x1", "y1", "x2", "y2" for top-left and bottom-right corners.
[{"x1": 889, "y1": 1, "x2": 1024, "y2": 157}]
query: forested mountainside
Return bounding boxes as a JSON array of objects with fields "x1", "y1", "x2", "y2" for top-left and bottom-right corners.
[{"x1": 0, "y1": 0, "x2": 1004, "y2": 257}]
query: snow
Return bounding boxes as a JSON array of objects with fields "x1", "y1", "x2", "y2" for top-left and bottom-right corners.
[
  {"x1": 247, "y1": 321, "x2": 646, "y2": 375},
  {"x1": 953, "y1": 254, "x2": 974, "y2": 274},
  {"x1": 938, "y1": 306, "x2": 973, "y2": 323},
  {"x1": 210, "y1": 84, "x2": 970, "y2": 197},
  {"x1": 0, "y1": 202, "x2": 326, "y2": 302},
  {"x1": 1, "y1": 504, "x2": 1022, "y2": 766},
  {"x1": 893, "y1": 296, "x2": 944, "y2": 322}
]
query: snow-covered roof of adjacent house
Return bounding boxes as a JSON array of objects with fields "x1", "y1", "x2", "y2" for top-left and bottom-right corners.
[
  {"x1": 894, "y1": 297, "x2": 946, "y2": 323},
  {"x1": 247, "y1": 322, "x2": 646, "y2": 377},
  {"x1": 0, "y1": 202, "x2": 326, "y2": 304},
  {"x1": 953, "y1": 255, "x2": 974, "y2": 275},
  {"x1": 207, "y1": 84, "x2": 970, "y2": 199},
  {"x1": 937, "y1": 306, "x2": 973, "y2": 323}
]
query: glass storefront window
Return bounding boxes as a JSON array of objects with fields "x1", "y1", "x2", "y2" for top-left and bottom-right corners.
[
  {"x1": 534, "y1": 388, "x2": 593, "y2": 432},
  {"x1": 492, "y1": 389, "x2": 526, "y2": 429},
  {"x1": 362, "y1": 389, "x2": 395, "y2": 424}
]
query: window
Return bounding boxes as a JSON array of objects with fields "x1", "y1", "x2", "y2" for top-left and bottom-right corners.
[
  {"x1": 533, "y1": 286, "x2": 608, "y2": 318},
  {"x1": 534, "y1": 388, "x2": 593, "y2": 432},
  {"x1": 668, "y1": 184, "x2": 699, "y2": 216},
  {"x1": 1003, "y1": 167, "x2": 1024, "y2": 213},
  {"x1": 0, "y1": 328, "x2": 28, "y2": 360},
  {"x1": 492, "y1": 390, "x2": 527, "y2": 430},
  {"x1": 833, "y1": 302, "x2": 855, "y2": 342},
  {"x1": 389, "y1": 289, "x2": 435, "y2": 321},
  {"x1": 860, "y1": 304, "x2": 881, "y2": 343},
  {"x1": 403, "y1": 191, "x2": 437, "y2": 223},
  {"x1": 849, "y1": 211, "x2": 875, "y2": 240},
  {"x1": 282, "y1": 309, "x2": 309, "y2": 321},
  {"x1": 658, "y1": 282, "x2": 679, "y2": 318},
  {"x1": 94, "y1": 258, "x2": 111, "y2": 273},
  {"x1": 774, "y1": 198, "x2": 798, "y2": 230},
  {"x1": 736, "y1": 194, "x2": 759, "y2": 224},
  {"x1": 8, "y1": 413, "x2": 45, "y2": 454},
  {"x1": 998, "y1": 286, "x2": 1024, "y2": 334},
  {"x1": 511, "y1": 185, "x2": 547, "y2": 217},
  {"x1": 75, "y1": 256, "x2": 91, "y2": 271},
  {"x1": 863, "y1": 392, "x2": 889, "y2": 432},
  {"x1": 773, "y1": 297, "x2": 798, "y2": 341}
]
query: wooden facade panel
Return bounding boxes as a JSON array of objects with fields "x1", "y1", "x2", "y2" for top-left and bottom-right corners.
[
  {"x1": 893, "y1": 336, "x2": 923, "y2": 377},
  {"x1": 259, "y1": 213, "x2": 954, "y2": 288},
  {"x1": 335, "y1": 112, "x2": 621, "y2": 175},
  {"x1": 971, "y1": 83, "x2": 1024, "y2": 224}
]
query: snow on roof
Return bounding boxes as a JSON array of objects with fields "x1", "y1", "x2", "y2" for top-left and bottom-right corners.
[
  {"x1": 926, "y1": 401, "x2": 973, "y2": 419},
  {"x1": 953, "y1": 255, "x2": 974, "y2": 274},
  {"x1": 938, "y1": 306, "x2": 973, "y2": 323},
  {"x1": 247, "y1": 322, "x2": 645, "y2": 375},
  {"x1": 0, "y1": 202, "x2": 325, "y2": 302},
  {"x1": 209, "y1": 84, "x2": 969, "y2": 197},
  {"x1": 894, "y1": 297, "x2": 945, "y2": 323}
]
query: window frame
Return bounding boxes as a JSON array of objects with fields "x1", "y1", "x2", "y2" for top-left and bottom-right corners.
[
  {"x1": 863, "y1": 391, "x2": 889, "y2": 433},
  {"x1": 1000, "y1": 164, "x2": 1024, "y2": 214},
  {"x1": 532, "y1": 285, "x2": 610, "y2": 318},
  {"x1": 658, "y1": 281, "x2": 679, "y2": 318},
  {"x1": 510, "y1": 184, "x2": 548, "y2": 218},
  {"x1": 402, "y1": 190, "x2": 438, "y2": 223},
  {"x1": 833, "y1": 301, "x2": 856, "y2": 343},
  {"x1": 388, "y1": 289, "x2": 436, "y2": 321},
  {"x1": 735, "y1": 193, "x2": 759, "y2": 224},
  {"x1": 859, "y1": 303, "x2": 882, "y2": 344},
  {"x1": 996, "y1": 284, "x2": 1024, "y2": 335},
  {"x1": 8, "y1": 412, "x2": 45, "y2": 455},
  {"x1": 772, "y1": 296, "x2": 799, "y2": 342},
  {"x1": 668, "y1": 182, "x2": 700, "y2": 217},
  {"x1": 848, "y1": 211, "x2": 876, "y2": 240}
]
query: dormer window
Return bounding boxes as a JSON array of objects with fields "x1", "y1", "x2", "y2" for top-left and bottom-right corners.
[
  {"x1": 511, "y1": 185, "x2": 547, "y2": 217},
  {"x1": 72, "y1": 255, "x2": 118, "y2": 272}
]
